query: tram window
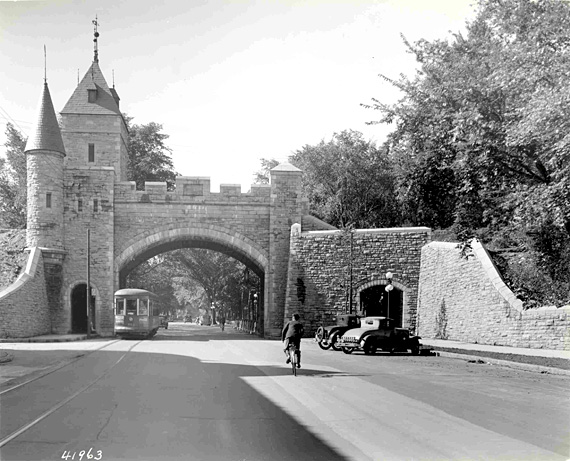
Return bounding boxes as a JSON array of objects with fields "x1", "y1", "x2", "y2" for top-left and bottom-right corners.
[
  {"x1": 126, "y1": 299, "x2": 137, "y2": 315},
  {"x1": 139, "y1": 298, "x2": 149, "y2": 316},
  {"x1": 115, "y1": 299, "x2": 125, "y2": 315}
]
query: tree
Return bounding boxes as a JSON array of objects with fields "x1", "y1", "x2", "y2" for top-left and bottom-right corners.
[
  {"x1": 253, "y1": 158, "x2": 279, "y2": 185},
  {"x1": 0, "y1": 123, "x2": 27, "y2": 228},
  {"x1": 366, "y1": 0, "x2": 570, "y2": 306},
  {"x1": 126, "y1": 255, "x2": 181, "y2": 316},
  {"x1": 367, "y1": 0, "x2": 570, "y2": 236},
  {"x1": 290, "y1": 130, "x2": 400, "y2": 229},
  {"x1": 125, "y1": 116, "x2": 178, "y2": 190}
]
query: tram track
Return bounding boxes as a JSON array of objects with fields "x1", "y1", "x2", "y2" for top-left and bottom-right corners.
[
  {"x1": 0, "y1": 338, "x2": 123, "y2": 396},
  {"x1": 0, "y1": 339, "x2": 143, "y2": 449}
]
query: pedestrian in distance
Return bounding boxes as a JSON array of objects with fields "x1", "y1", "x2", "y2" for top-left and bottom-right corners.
[{"x1": 282, "y1": 313, "x2": 304, "y2": 368}]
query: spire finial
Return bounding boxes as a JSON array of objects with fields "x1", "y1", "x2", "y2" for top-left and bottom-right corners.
[
  {"x1": 92, "y1": 15, "x2": 100, "y2": 63},
  {"x1": 44, "y1": 45, "x2": 47, "y2": 83}
]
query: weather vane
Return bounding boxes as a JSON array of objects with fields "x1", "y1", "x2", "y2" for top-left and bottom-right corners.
[{"x1": 92, "y1": 16, "x2": 100, "y2": 63}]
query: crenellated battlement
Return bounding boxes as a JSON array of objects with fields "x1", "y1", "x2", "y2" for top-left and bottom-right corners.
[{"x1": 115, "y1": 176, "x2": 271, "y2": 203}]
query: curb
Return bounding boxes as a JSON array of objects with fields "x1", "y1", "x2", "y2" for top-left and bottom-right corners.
[
  {"x1": 434, "y1": 350, "x2": 570, "y2": 376},
  {"x1": 0, "y1": 335, "x2": 90, "y2": 343}
]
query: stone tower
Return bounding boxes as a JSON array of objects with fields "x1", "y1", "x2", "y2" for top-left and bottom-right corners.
[
  {"x1": 24, "y1": 79, "x2": 67, "y2": 331},
  {"x1": 55, "y1": 46, "x2": 128, "y2": 335},
  {"x1": 25, "y1": 81, "x2": 66, "y2": 250}
]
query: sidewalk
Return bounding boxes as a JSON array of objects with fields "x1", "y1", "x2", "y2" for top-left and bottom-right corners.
[
  {"x1": 421, "y1": 338, "x2": 570, "y2": 360},
  {"x1": 421, "y1": 338, "x2": 570, "y2": 376},
  {"x1": 0, "y1": 334, "x2": 88, "y2": 343}
]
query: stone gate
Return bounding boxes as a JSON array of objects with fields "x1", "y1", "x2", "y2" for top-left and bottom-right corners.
[{"x1": 0, "y1": 51, "x2": 429, "y2": 340}]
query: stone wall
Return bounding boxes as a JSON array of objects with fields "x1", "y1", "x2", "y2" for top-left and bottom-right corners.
[
  {"x1": 0, "y1": 248, "x2": 50, "y2": 338},
  {"x1": 61, "y1": 166, "x2": 116, "y2": 336},
  {"x1": 284, "y1": 225, "x2": 431, "y2": 336},
  {"x1": 417, "y1": 240, "x2": 570, "y2": 350}
]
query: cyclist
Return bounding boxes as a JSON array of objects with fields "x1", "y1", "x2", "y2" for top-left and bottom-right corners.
[{"x1": 282, "y1": 313, "x2": 304, "y2": 368}]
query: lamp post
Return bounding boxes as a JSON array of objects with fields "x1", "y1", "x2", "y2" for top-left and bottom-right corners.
[
  {"x1": 385, "y1": 271, "x2": 394, "y2": 318},
  {"x1": 253, "y1": 293, "x2": 258, "y2": 334}
]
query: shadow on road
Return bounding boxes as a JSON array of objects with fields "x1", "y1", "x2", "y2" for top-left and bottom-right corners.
[{"x1": 0, "y1": 344, "x2": 352, "y2": 461}]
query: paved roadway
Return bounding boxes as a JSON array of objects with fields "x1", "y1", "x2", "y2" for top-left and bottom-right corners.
[{"x1": 0, "y1": 323, "x2": 568, "y2": 461}]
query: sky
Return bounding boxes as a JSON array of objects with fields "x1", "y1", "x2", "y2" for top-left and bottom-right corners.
[{"x1": 0, "y1": 0, "x2": 477, "y2": 191}]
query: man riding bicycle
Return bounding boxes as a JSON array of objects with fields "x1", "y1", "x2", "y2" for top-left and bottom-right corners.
[{"x1": 282, "y1": 313, "x2": 304, "y2": 368}]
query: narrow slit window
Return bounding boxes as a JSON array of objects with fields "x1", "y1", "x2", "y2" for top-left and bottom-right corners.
[
  {"x1": 78, "y1": 199, "x2": 83, "y2": 212},
  {"x1": 88, "y1": 143, "x2": 95, "y2": 162},
  {"x1": 46, "y1": 193, "x2": 52, "y2": 208},
  {"x1": 93, "y1": 199, "x2": 98, "y2": 212}
]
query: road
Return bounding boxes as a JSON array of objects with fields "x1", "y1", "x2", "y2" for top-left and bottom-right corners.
[{"x1": 1, "y1": 322, "x2": 568, "y2": 461}]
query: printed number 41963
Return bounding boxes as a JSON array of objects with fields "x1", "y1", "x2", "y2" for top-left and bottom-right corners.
[{"x1": 61, "y1": 448, "x2": 102, "y2": 460}]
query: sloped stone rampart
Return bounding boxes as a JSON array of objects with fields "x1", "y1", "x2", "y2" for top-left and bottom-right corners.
[
  {"x1": 0, "y1": 248, "x2": 50, "y2": 338},
  {"x1": 417, "y1": 240, "x2": 570, "y2": 350}
]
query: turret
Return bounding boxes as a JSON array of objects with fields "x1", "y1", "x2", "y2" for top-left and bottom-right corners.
[{"x1": 25, "y1": 81, "x2": 66, "y2": 250}]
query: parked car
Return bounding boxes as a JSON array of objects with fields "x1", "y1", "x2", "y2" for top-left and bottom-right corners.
[
  {"x1": 184, "y1": 315, "x2": 192, "y2": 323},
  {"x1": 337, "y1": 316, "x2": 421, "y2": 355},
  {"x1": 315, "y1": 314, "x2": 361, "y2": 351},
  {"x1": 159, "y1": 315, "x2": 169, "y2": 329}
]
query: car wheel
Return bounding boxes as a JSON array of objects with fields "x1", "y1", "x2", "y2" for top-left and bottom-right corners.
[
  {"x1": 331, "y1": 333, "x2": 342, "y2": 351},
  {"x1": 364, "y1": 341, "x2": 377, "y2": 355},
  {"x1": 342, "y1": 347, "x2": 353, "y2": 355},
  {"x1": 315, "y1": 326, "x2": 324, "y2": 342}
]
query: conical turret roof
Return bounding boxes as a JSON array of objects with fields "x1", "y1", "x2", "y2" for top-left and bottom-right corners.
[
  {"x1": 25, "y1": 81, "x2": 66, "y2": 155},
  {"x1": 61, "y1": 61, "x2": 121, "y2": 115}
]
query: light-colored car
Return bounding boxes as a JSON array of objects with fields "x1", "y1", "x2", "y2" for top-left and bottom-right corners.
[{"x1": 338, "y1": 316, "x2": 421, "y2": 355}]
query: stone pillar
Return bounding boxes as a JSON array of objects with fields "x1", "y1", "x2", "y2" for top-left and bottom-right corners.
[{"x1": 266, "y1": 163, "x2": 304, "y2": 338}]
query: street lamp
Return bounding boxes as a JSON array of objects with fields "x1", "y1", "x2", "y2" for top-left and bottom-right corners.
[
  {"x1": 253, "y1": 293, "x2": 258, "y2": 334},
  {"x1": 385, "y1": 271, "x2": 394, "y2": 318}
]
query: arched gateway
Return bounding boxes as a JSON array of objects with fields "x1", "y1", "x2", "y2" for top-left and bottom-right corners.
[
  {"x1": 9, "y1": 46, "x2": 314, "y2": 339},
  {"x1": 0, "y1": 45, "x2": 431, "y2": 340}
]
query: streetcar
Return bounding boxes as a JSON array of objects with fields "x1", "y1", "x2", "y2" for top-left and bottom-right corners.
[{"x1": 114, "y1": 288, "x2": 162, "y2": 338}]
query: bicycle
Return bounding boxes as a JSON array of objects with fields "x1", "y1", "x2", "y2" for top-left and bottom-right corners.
[{"x1": 287, "y1": 343, "x2": 299, "y2": 376}]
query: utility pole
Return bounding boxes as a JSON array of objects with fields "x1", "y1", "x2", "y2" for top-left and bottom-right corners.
[
  {"x1": 86, "y1": 229, "x2": 91, "y2": 339},
  {"x1": 349, "y1": 229, "x2": 353, "y2": 314}
]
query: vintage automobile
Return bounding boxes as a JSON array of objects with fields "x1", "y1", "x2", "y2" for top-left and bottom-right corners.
[
  {"x1": 315, "y1": 314, "x2": 361, "y2": 351},
  {"x1": 159, "y1": 315, "x2": 169, "y2": 329},
  {"x1": 337, "y1": 316, "x2": 421, "y2": 355}
]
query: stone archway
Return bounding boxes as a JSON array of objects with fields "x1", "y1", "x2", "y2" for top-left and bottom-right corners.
[
  {"x1": 114, "y1": 225, "x2": 269, "y2": 335},
  {"x1": 355, "y1": 277, "x2": 411, "y2": 328}
]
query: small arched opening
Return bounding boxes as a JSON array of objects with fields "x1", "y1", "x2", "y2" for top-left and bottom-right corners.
[
  {"x1": 71, "y1": 283, "x2": 95, "y2": 333},
  {"x1": 358, "y1": 284, "x2": 404, "y2": 327}
]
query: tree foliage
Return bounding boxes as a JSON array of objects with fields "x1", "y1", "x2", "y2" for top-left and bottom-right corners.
[
  {"x1": 289, "y1": 130, "x2": 400, "y2": 229},
  {"x1": 253, "y1": 158, "x2": 279, "y2": 185},
  {"x1": 125, "y1": 116, "x2": 178, "y2": 190},
  {"x1": 0, "y1": 123, "x2": 27, "y2": 228},
  {"x1": 366, "y1": 0, "x2": 570, "y2": 305},
  {"x1": 169, "y1": 249, "x2": 259, "y2": 321}
]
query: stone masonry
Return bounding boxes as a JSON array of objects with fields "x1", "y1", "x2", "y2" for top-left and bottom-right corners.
[
  {"x1": 2, "y1": 46, "x2": 567, "y2": 349},
  {"x1": 417, "y1": 240, "x2": 570, "y2": 350},
  {"x1": 284, "y1": 226, "x2": 432, "y2": 336}
]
